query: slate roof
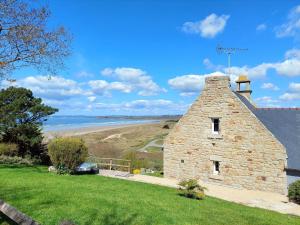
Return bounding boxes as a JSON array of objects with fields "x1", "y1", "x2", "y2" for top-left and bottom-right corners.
[{"x1": 235, "y1": 92, "x2": 300, "y2": 171}]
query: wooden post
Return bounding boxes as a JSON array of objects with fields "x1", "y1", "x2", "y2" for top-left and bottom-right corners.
[
  {"x1": 128, "y1": 161, "x2": 131, "y2": 173},
  {"x1": 109, "y1": 159, "x2": 112, "y2": 170}
]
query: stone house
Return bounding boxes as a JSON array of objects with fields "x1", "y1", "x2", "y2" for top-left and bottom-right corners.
[{"x1": 164, "y1": 75, "x2": 300, "y2": 194}]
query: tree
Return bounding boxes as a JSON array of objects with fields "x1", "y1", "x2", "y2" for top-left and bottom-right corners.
[
  {"x1": 0, "y1": 0, "x2": 71, "y2": 78},
  {"x1": 0, "y1": 86, "x2": 58, "y2": 159}
]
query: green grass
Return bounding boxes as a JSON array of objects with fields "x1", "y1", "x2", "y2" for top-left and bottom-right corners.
[
  {"x1": 0, "y1": 165, "x2": 299, "y2": 225},
  {"x1": 145, "y1": 171, "x2": 164, "y2": 178},
  {"x1": 154, "y1": 139, "x2": 164, "y2": 145},
  {"x1": 145, "y1": 146, "x2": 162, "y2": 152}
]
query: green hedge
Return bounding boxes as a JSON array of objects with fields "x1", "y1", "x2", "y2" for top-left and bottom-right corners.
[
  {"x1": 0, "y1": 143, "x2": 18, "y2": 156},
  {"x1": 288, "y1": 180, "x2": 300, "y2": 204}
]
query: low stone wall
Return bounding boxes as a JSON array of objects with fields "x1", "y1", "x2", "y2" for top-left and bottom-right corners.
[{"x1": 0, "y1": 199, "x2": 39, "y2": 225}]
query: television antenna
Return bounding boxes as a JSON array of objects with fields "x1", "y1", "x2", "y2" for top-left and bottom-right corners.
[{"x1": 216, "y1": 44, "x2": 248, "y2": 75}]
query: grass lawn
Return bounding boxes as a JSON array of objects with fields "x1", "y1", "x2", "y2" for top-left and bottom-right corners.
[{"x1": 1, "y1": 165, "x2": 300, "y2": 225}]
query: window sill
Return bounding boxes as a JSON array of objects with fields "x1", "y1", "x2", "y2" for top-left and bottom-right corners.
[
  {"x1": 207, "y1": 134, "x2": 223, "y2": 139},
  {"x1": 209, "y1": 174, "x2": 224, "y2": 181}
]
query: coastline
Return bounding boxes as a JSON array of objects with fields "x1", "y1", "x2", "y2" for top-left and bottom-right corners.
[{"x1": 43, "y1": 121, "x2": 160, "y2": 141}]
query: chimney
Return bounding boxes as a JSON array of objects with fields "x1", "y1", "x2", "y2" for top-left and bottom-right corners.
[
  {"x1": 204, "y1": 76, "x2": 230, "y2": 89},
  {"x1": 235, "y1": 75, "x2": 252, "y2": 100}
]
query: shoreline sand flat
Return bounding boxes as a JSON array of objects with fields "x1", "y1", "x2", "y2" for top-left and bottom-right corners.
[{"x1": 43, "y1": 121, "x2": 160, "y2": 141}]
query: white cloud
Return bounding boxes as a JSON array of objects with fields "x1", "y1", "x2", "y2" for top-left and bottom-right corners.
[
  {"x1": 182, "y1": 13, "x2": 230, "y2": 38},
  {"x1": 285, "y1": 48, "x2": 300, "y2": 59},
  {"x1": 275, "y1": 5, "x2": 300, "y2": 38},
  {"x1": 279, "y1": 82, "x2": 300, "y2": 101},
  {"x1": 88, "y1": 80, "x2": 133, "y2": 96},
  {"x1": 101, "y1": 68, "x2": 114, "y2": 76},
  {"x1": 224, "y1": 63, "x2": 272, "y2": 78},
  {"x1": 261, "y1": 83, "x2": 279, "y2": 91},
  {"x1": 279, "y1": 92, "x2": 300, "y2": 101},
  {"x1": 93, "y1": 99, "x2": 189, "y2": 114},
  {"x1": 168, "y1": 71, "x2": 236, "y2": 96},
  {"x1": 273, "y1": 59, "x2": 300, "y2": 76},
  {"x1": 289, "y1": 82, "x2": 300, "y2": 92},
  {"x1": 204, "y1": 48, "x2": 300, "y2": 78},
  {"x1": 87, "y1": 96, "x2": 96, "y2": 102},
  {"x1": 255, "y1": 96, "x2": 281, "y2": 107},
  {"x1": 2, "y1": 76, "x2": 87, "y2": 100},
  {"x1": 256, "y1": 23, "x2": 267, "y2": 31},
  {"x1": 100, "y1": 67, "x2": 165, "y2": 96}
]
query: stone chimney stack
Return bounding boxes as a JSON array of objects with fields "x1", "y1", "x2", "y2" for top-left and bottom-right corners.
[
  {"x1": 235, "y1": 75, "x2": 252, "y2": 100},
  {"x1": 204, "y1": 76, "x2": 230, "y2": 89}
]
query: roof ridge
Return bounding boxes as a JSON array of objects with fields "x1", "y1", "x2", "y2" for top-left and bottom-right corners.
[{"x1": 256, "y1": 108, "x2": 300, "y2": 110}]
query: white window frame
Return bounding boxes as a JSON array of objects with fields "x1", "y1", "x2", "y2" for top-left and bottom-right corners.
[
  {"x1": 211, "y1": 118, "x2": 220, "y2": 134},
  {"x1": 213, "y1": 161, "x2": 220, "y2": 175}
]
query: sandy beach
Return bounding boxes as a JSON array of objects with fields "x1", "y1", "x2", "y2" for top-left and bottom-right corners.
[{"x1": 43, "y1": 122, "x2": 159, "y2": 141}]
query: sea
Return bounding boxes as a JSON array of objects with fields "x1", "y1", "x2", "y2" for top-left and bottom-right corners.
[{"x1": 43, "y1": 115, "x2": 158, "y2": 132}]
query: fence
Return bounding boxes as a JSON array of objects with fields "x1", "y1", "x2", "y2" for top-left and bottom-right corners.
[{"x1": 87, "y1": 156, "x2": 131, "y2": 173}]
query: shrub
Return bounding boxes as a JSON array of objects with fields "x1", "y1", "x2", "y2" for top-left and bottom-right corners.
[
  {"x1": 0, "y1": 155, "x2": 33, "y2": 165},
  {"x1": 48, "y1": 137, "x2": 88, "y2": 174},
  {"x1": 288, "y1": 180, "x2": 300, "y2": 204},
  {"x1": 123, "y1": 151, "x2": 149, "y2": 173},
  {"x1": 178, "y1": 179, "x2": 206, "y2": 200},
  {"x1": 162, "y1": 124, "x2": 170, "y2": 129},
  {"x1": 0, "y1": 143, "x2": 18, "y2": 156}
]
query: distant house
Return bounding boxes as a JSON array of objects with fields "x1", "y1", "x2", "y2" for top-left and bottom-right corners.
[{"x1": 164, "y1": 75, "x2": 300, "y2": 194}]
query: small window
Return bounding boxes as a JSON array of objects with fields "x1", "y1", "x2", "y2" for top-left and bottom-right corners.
[
  {"x1": 181, "y1": 159, "x2": 184, "y2": 163},
  {"x1": 211, "y1": 118, "x2": 220, "y2": 134},
  {"x1": 213, "y1": 161, "x2": 220, "y2": 175}
]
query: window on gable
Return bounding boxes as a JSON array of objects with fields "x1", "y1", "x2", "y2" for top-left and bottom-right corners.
[
  {"x1": 213, "y1": 161, "x2": 220, "y2": 175},
  {"x1": 211, "y1": 118, "x2": 220, "y2": 134}
]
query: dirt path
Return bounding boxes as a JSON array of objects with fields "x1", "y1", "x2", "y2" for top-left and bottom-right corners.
[{"x1": 138, "y1": 139, "x2": 163, "y2": 152}]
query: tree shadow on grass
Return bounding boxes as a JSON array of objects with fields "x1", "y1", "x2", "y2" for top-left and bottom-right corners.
[
  {"x1": 82, "y1": 207, "x2": 153, "y2": 225},
  {"x1": 0, "y1": 164, "x2": 45, "y2": 173},
  {"x1": 99, "y1": 209, "x2": 138, "y2": 225}
]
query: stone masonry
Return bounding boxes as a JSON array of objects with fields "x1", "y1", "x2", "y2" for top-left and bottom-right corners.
[{"x1": 163, "y1": 76, "x2": 287, "y2": 194}]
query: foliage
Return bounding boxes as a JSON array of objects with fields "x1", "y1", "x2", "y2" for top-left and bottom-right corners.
[
  {"x1": 48, "y1": 137, "x2": 88, "y2": 173},
  {"x1": 0, "y1": 87, "x2": 57, "y2": 162},
  {"x1": 0, "y1": 165, "x2": 299, "y2": 225},
  {"x1": 0, "y1": 0, "x2": 71, "y2": 78},
  {"x1": 178, "y1": 179, "x2": 207, "y2": 200},
  {"x1": 288, "y1": 180, "x2": 300, "y2": 204},
  {"x1": 162, "y1": 124, "x2": 170, "y2": 129},
  {"x1": 0, "y1": 155, "x2": 33, "y2": 165},
  {"x1": 145, "y1": 171, "x2": 163, "y2": 178},
  {"x1": 0, "y1": 143, "x2": 18, "y2": 156},
  {"x1": 123, "y1": 151, "x2": 149, "y2": 172}
]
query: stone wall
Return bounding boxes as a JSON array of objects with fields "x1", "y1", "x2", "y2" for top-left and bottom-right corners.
[{"x1": 164, "y1": 76, "x2": 287, "y2": 194}]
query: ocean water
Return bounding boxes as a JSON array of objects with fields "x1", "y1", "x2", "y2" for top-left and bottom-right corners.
[{"x1": 43, "y1": 115, "x2": 158, "y2": 131}]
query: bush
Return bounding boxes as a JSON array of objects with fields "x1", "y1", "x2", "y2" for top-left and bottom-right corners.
[
  {"x1": 178, "y1": 179, "x2": 206, "y2": 200},
  {"x1": 288, "y1": 180, "x2": 300, "y2": 204},
  {"x1": 123, "y1": 151, "x2": 149, "y2": 173},
  {"x1": 48, "y1": 137, "x2": 88, "y2": 174},
  {"x1": 0, "y1": 143, "x2": 18, "y2": 156},
  {"x1": 0, "y1": 155, "x2": 33, "y2": 165}
]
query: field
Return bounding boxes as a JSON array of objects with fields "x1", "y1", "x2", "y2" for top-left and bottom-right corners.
[
  {"x1": 76, "y1": 121, "x2": 176, "y2": 170},
  {"x1": 1, "y1": 165, "x2": 300, "y2": 225}
]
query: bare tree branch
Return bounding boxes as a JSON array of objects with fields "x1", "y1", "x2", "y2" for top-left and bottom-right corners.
[{"x1": 0, "y1": 0, "x2": 72, "y2": 78}]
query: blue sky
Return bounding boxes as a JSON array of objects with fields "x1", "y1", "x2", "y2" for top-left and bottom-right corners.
[{"x1": 5, "y1": 0, "x2": 300, "y2": 115}]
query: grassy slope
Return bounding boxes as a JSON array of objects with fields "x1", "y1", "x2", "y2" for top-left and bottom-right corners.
[{"x1": 1, "y1": 165, "x2": 300, "y2": 225}]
